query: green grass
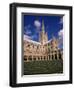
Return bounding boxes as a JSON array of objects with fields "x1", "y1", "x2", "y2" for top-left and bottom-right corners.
[{"x1": 24, "y1": 60, "x2": 63, "y2": 75}]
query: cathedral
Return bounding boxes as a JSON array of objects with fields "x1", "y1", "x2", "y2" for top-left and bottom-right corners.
[{"x1": 23, "y1": 20, "x2": 63, "y2": 62}]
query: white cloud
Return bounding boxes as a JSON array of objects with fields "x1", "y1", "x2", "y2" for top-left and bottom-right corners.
[
  {"x1": 34, "y1": 20, "x2": 41, "y2": 28},
  {"x1": 58, "y1": 29, "x2": 63, "y2": 48},
  {"x1": 24, "y1": 34, "x2": 37, "y2": 41},
  {"x1": 24, "y1": 25, "x2": 32, "y2": 35},
  {"x1": 24, "y1": 35, "x2": 41, "y2": 45},
  {"x1": 59, "y1": 18, "x2": 63, "y2": 24},
  {"x1": 24, "y1": 35, "x2": 31, "y2": 40},
  {"x1": 25, "y1": 30, "x2": 31, "y2": 35},
  {"x1": 58, "y1": 29, "x2": 63, "y2": 38},
  {"x1": 24, "y1": 25, "x2": 30, "y2": 30}
]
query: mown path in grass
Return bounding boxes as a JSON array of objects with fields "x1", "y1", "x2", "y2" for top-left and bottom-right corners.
[{"x1": 24, "y1": 60, "x2": 63, "y2": 75}]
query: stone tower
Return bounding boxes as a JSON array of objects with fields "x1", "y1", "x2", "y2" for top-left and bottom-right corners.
[
  {"x1": 51, "y1": 36, "x2": 58, "y2": 50},
  {"x1": 39, "y1": 20, "x2": 48, "y2": 44}
]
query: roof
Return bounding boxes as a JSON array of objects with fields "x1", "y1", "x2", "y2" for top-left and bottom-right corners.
[{"x1": 24, "y1": 35, "x2": 51, "y2": 45}]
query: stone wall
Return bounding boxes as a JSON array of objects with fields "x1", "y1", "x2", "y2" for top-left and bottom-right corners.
[{"x1": 24, "y1": 39, "x2": 63, "y2": 62}]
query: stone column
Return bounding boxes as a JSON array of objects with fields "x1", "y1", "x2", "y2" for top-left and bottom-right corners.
[
  {"x1": 53, "y1": 53, "x2": 55, "y2": 60},
  {"x1": 40, "y1": 56, "x2": 41, "y2": 60},
  {"x1": 36, "y1": 56, "x2": 38, "y2": 61},
  {"x1": 50, "y1": 55, "x2": 51, "y2": 60},
  {"x1": 48, "y1": 56, "x2": 49, "y2": 60},
  {"x1": 42, "y1": 56, "x2": 44, "y2": 61},
  {"x1": 32, "y1": 56, "x2": 33, "y2": 61},
  {"x1": 41, "y1": 56, "x2": 42, "y2": 60},
  {"x1": 46, "y1": 56, "x2": 48, "y2": 60},
  {"x1": 47, "y1": 56, "x2": 48, "y2": 60},
  {"x1": 38, "y1": 56, "x2": 39, "y2": 61},
  {"x1": 57, "y1": 51, "x2": 59, "y2": 60},
  {"x1": 49, "y1": 55, "x2": 50, "y2": 60},
  {"x1": 35, "y1": 56, "x2": 37, "y2": 61},
  {"x1": 46, "y1": 56, "x2": 47, "y2": 60},
  {"x1": 27, "y1": 56, "x2": 28, "y2": 62}
]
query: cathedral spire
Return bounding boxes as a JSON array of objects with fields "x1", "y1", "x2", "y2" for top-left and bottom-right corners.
[{"x1": 42, "y1": 20, "x2": 45, "y2": 32}]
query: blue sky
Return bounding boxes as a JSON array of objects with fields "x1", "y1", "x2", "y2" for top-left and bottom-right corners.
[{"x1": 23, "y1": 14, "x2": 63, "y2": 48}]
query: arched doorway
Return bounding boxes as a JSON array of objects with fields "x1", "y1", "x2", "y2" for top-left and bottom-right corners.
[
  {"x1": 33, "y1": 57, "x2": 36, "y2": 61},
  {"x1": 44, "y1": 56, "x2": 46, "y2": 60},
  {"x1": 38, "y1": 57, "x2": 40, "y2": 60},
  {"x1": 24, "y1": 56, "x2": 27, "y2": 61},
  {"x1": 59, "y1": 53, "x2": 62, "y2": 60},
  {"x1": 55, "y1": 54, "x2": 57, "y2": 60},
  {"x1": 28, "y1": 56, "x2": 32, "y2": 61},
  {"x1": 52, "y1": 55, "x2": 53, "y2": 60}
]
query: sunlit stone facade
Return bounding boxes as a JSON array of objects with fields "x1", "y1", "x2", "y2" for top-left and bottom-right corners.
[{"x1": 24, "y1": 20, "x2": 63, "y2": 62}]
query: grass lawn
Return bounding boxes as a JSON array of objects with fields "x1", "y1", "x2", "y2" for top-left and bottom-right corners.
[{"x1": 24, "y1": 60, "x2": 63, "y2": 75}]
